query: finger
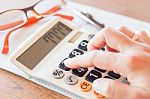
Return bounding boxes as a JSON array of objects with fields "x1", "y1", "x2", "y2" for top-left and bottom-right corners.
[
  {"x1": 93, "y1": 78, "x2": 150, "y2": 99},
  {"x1": 137, "y1": 31, "x2": 150, "y2": 45},
  {"x1": 118, "y1": 26, "x2": 150, "y2": 44},
  {"x1": 118, "y1": 26, "x2": 140, "y2": 42},
  {"x1": 106, "y1": 26, "x2": 134, "y2": 52},
  {"x1": 118, "y1": 26, "x2": 135, "y2": 38},
  {"x1": 64, "y1": 50, "x2": 126, "y2": 75},
  {"x1": 87, "y1": 27, "x2": 134, "y2": 52},
  {"x1": 132, "y1": 33, "x2": 141, "y2": 41}
]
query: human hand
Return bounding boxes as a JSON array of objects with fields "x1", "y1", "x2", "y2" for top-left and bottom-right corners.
[{"x1": 65, "y1": 26, "x2": 150, "y2": 99}]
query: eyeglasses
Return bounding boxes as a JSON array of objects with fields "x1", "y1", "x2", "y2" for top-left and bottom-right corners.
[{"x1": 0, "y1": 0, "x2": 73, "y2": 54}]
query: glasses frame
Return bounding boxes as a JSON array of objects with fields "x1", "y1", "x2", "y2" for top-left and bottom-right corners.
[
  {"x1": 1, "y1": 0, "x2": 74, "y2": 54},
  {"x1": 0, "y1": 0, "x2": 66, "y2": 31},
  {"x1": 0, "y1": 0, "x2": 66, "y2": 16}
]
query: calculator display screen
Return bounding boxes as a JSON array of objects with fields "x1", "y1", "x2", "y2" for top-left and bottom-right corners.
[{"x1": 16, "y1": 22, "x2": 72, "y2": 70}]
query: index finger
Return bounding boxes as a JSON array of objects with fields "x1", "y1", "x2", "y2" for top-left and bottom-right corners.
[{"x1": 64, "y1": 50, "x2": 127, "y2": 76}]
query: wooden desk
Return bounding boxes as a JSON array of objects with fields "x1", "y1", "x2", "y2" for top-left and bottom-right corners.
[
  {"x1": 0, "y1": 1, "x2": 150, "y2": 99},
  {"x1": 0, "y1": 68, "x2": 69, "y2": 99}
]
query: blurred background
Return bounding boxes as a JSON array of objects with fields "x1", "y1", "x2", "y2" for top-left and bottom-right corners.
[
  {"x1": 74, "y1": 0, "x2": 150, "y2": 23},
  {"x1": 1, "y1": 0, "x2": 150, "y2": 23}
]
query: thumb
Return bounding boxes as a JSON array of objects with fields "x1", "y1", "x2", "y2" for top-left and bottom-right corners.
[{"x1": 93, "y1": 78, "x2": 150, "y2": 99}]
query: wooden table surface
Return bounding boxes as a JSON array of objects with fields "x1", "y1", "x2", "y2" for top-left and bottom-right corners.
[
  {"x1": 0, "y1": 68, "x2": 70, "y2": 99},
  {"x1": 0, "y1": 0, "x2": 150, "y2": 99}
]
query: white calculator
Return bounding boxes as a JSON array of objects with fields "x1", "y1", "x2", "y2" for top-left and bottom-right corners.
[{"x1": 9, "y1": 17, "x2": 128, "y2": 99}]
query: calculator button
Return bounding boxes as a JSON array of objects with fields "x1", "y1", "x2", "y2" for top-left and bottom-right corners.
[
  {"x1": 85, "y1": 70, "x2": 102, "y2": 83},
  {"x1": 107, "y1": 71, "x2": 121, "y2": 79},
  {"x1": 72, "y1": 67, "x2": 88, "y2": 77},
  {"x1": 94, "y1": 67, "x2": 106, "y2": 73},
  {"x1": 78, "y1": 40, "x2": 88, "y2": 51},
  {"x1": 104, "y1": 76, "x2": 114, "y2": 79},
  {"x1": 80, "y1": 81, "x2": 92, "y2": 92},
  {"x1": 65, "y1": 75, "x2": 78, "y2": 85},
  {"x1": 59, "y1": 58, "x2": 71, "y2": 71},
  {"x1": 93, "y1": 90, "x2": 105, "y2": 98},
  {"x1": 69, "y1": 49, "x2": 84, "y2": 58},
  {"x1": 52, "y1": 69, "x2": 64, "y2": 79}
]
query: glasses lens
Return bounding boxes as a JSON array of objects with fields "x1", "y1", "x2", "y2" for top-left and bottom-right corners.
[
  {"x1": 34, "y1": 0, "x2": 63, "y2": 15},
  {"x1": 0, "y1": 10, "x2": 27, "y2": 32}
]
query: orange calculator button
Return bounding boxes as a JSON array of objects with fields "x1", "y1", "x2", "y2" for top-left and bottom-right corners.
[
  {"x1": 79, "y1": 81, "x2": 92, "y2": 92},
  {"x1": 93, "y1": 90, "x2": 105, "y2": 99}
]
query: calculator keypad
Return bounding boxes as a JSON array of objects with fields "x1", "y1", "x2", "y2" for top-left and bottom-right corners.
[
  {"x1": 54, "y1": 37, "x2": 125, "y2": 98},
  {"x1": 72, "y1": 67, "x2": 88, "y2": 77},
  {"x1": 69, "y1": 49, "x2": 84, "y2": 58},
  {"x1": 85, "y1": 70, "x2": 102, "y2": 83},
  {"x1": 59, "y1": 58, "x2": 71, "y2": 71}
]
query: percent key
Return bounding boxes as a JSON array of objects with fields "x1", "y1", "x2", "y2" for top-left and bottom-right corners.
[{"x1": 52, "y1": 69, "x2": 65, "y2": 79}]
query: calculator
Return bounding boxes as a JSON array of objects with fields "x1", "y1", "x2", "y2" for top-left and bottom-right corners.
[{"x1": 9, "y1": 17, "x2": 128, "y2": 99}]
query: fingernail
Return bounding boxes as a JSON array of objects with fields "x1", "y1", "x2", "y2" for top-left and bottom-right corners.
[
  {"x1": 93, "y1": 79, "x2": 109, "y2": 96},
  {"x1": 64, "y1": 58, "x2": 73, "y2": 68}
]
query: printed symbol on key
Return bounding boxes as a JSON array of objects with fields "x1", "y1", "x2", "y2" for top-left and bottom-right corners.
[
  {"x1": 88, "y1": 34, "x2": 95, "y2": 40},
  {"x1": 80, "y1": 81, "x2": 92, "y2": 92},
  {"x1": 72, "y1": 67, "x2": 88, "y2": 77},
  {"x1": 72, "y1": 51, "x2": 80, "y2": 56},
  {"x1": 85, "y1": 70, "x2": 102, "y2": 83},
  {"x1": 69, "y1": 49, "x2": 84, "y2": 58},
  {"x1": 65, "y1": 75, "x2": 78, "y2": 85},
  {"x1": 68, "y1": 76, "x2": 73, "y2": 82},
  {"x1": 52, "y1": 69, "x2": 64, "y2": 79},
  {"x1": 81, "y1": 42, "x2": 87, "y2": 46},
  {"x1": 78, "y1": 40, "x2": 89, "y2": 51}
]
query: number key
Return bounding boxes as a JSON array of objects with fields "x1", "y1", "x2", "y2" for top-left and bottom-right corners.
[
  {"x1": 72, "y1": 67, "x2": 88, "y2": 77},
  {"x1": 69, "y1": 49, "x2": 84, "y2": 58},
  {"x1": 78, "y1": 40, "x2": 88, "y2": 51},
  {"x1": 59, "y1": 58, "x2": 71, "y2": 71},
  {"x1": 65, "y1": 75, "x2": 78, "y2": 85},
  {"x1": 104, "y1": 76, "x2": 114, "y2": 79},
  {"x1": 85, "y1": 70, "x2": 102, "y2": 83},
  {"x1": 107, "y1": 71, "x2": 121, "y2": 79}
]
